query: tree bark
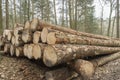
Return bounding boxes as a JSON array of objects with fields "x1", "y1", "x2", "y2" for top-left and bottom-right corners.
[
  {"x1": 47, "y1": 32, "x2": 120, "y2": 47},
  {"x1": 0, "y1": 0, "x2": 2, "y2": 34},
  {"x1": 43, "y1": 44, "x2": 120, "y2": 67},
  {"x1": 5, "y1": 0, "x2": 9, "y2": 29},
  {"x1": 34, "y1": 19, "x2": 111, "y2": 40}
]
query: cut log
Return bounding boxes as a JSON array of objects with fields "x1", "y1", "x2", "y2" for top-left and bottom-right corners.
[
  {"x1": 11, "y1": 36, "x2": 16, "y2": 45},
  {"x1": 16, "y1": 47, "x2": 24, "y2": 57},
  {"x1": 22, "y1": 29, "x2": 32, "y2": 43},
  {"x1": 14, "y1": 23, "x2": 24, "y2": 28},
  {"x1": 47, "y1": 32, "x2": 120, "y2": 47},
  {"x1": 33, "y1": 31, "x2": 41, "y2": 44},
  {"x1": 13, "y1": 27, "x2": 23, "y2": 36},
  {"x1": 10, "y1": 45, "x2": 15, "y2": 56},
  {"x1": 23, "y1": 44, "x2": 28, "y2": 57},
  {"x1": 43, "y1": 44, "x2": 120, "y2": 67},
  {"x1": 0, "y1": 36, "x2": 4, "y2": 47},
  {"x1": 27, "y1": 44, "x2": 34, "y2": 59},
  {"x1": 4, "y1": 44, "x2": 11, "y2": 54},
  {"x1": 14, "y1": 34, "x2": 24, "y2": 46},
  {"x1": 70, "y1": 52, "x2": 120, "y2": 79},
  {"x1": 32, "y1": 44, "x2": 42, "y2": 60},
  {"x1": 41, "y1": 28, "x2": 48, "y2": 43},
  {"x1": 30, "y1": 18, "x2": 39, "y2": 31},
  {"x1": 69, "y1": 59, "x2": 95, "y2": 79},
  {"x1": 24, "y1": 21, "x2": 30, "y2": 29},
  {"x1": 3, "y1": 30, "x2": 13, "y2": 41},
  {"x1": 30, "y1": 19, "x2": 109, "y2": 40},
  {"x1": 45, "y1": 67, "x2": 77, "y2": 80}
]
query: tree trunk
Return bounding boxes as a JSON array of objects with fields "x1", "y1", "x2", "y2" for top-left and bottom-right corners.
[
  {"x1": 116, "y1": 0, "x2": 119, "y2": 38},
  {"x1": 0, "y1": 0, "x2": 2, "y2": 33},
  {"x1": 43, "y1": 44, "x2": 120, "y2": 67},
  {"x1": 53, "y1": 0, "x2": 57, "y2": 24},
  {"x1": 14, "y1": 0, "x2": 17, "y2": 23},
  {"x1": 33, "y1": 31, "x2": 41, "y2": 44},
  {"x1": 5, "y1": 0, "x2": 9, "y2": 29},
  {"x1": 47, "y1": 32, "x2": 120, "y2": 47}
]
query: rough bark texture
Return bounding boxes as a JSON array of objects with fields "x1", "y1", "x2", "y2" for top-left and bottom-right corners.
[
  {"x1": 29, "y1": 18, "x2": 110, "y2": 40},
  {"x1": 43, "y1": 44, "x2": 120, "y2": 67},
  {"x1": 47, "y1": 32, "x2": 120, "y2": 47}
]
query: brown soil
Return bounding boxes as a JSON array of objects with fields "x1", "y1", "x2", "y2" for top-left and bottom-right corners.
[{"x1": 0, "y1": 54, "x2": 119, "y2": 80}]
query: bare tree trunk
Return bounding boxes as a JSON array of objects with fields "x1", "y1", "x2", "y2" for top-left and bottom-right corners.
[
  {"x1": 61, "y1": 0, "x2": 64, "y2": 26},
  {"x1": 0, "y1": 0, "x2": 2, "y2": 33},
  {"x1": 112, "y1": 16, "x2": 116, "y2": 37},
  {"x1": 74, "y1": 0, "x2": 77, "y2": 30},
  {"x1": 68, "y1": 0, "x2": 72, "y2": 28},
  {"x1": 14, "y1": 0, "x2": 17, "y2": 23},
  {"x1": 6, "y1": 0, "x2": 9, "y2": 29},
  {"x1": 53, "y1": 0, "x2": 57, "y2": 24},
  {"x1": 31, "y1": 0, "x2": 34, "y2": 19},
  {"x1": 116, "y1": 0, "x2": 119, "y2": 38},
  {"x1": 107, "y1": 2, "x2": 113, "y2": 36}
]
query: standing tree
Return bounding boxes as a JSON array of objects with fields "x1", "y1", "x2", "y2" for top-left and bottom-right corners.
[
  {"x1": 6, "y1": 0, "x2": 9, "y2": 29},
  {"x1": 0, "y1": 0, "x2": 2, "y2": 33},
  {"x1": 53, "y1": 0, "x2": 57, "y2": 24},
  {"x1": 116, "y1": 0, "x2": 119, "y2": 38}
]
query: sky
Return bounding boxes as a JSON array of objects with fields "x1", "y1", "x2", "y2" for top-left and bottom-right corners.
[{"x1": 94, "y1": 0, "x2": 115, "y2": 19}]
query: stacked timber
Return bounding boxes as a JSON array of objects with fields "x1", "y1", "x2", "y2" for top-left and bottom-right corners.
[{"x1": 0, "y1": 18, "x2": 120, "y2": 79}]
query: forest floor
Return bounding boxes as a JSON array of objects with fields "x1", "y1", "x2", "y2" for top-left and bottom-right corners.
[{"x1": 0, "y1": 54, "x2": 120, "y2": 80}]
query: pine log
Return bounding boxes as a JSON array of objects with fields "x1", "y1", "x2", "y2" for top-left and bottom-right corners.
[
  {"x1": 23, "y1": 44, "x2": 28, "y2": 57},
  {"x1": 41, "y1": 28, "x2": 48, "y2": 43},
  {"x1": 33, "y1": 31, "x2": 41, "y2": 44},
  {"x1": 14, "y1": 34, "x2": 24, "y2": 46},
  {"x1": 24, "y1": 21, "x2": 30, "y2": 29},
  {"x1": 16, "y1": 47, "x2": 24, "y2": 57},
  {"x1": 10, "y1": 45, "x2": 15, "y2": 56},
  {"x1": 30, "y1": 18, "x2": 110, "y2": 40},
  {"x1": 27, "y1": 44, "x2": 34, "y2": 59},
  {"x1": 3, "y1": 30, "x2": 13, "y2": 41},
  {"x1": 45, "y1": 67, "x2": 77, "y2": 80},
  {"x1": 14, "y1": 23, "x2": 24, "y2": 28},
  {"x1": 70, "y1": 52, "x2": 120, "y2": 79},
  {"x1": 13, "y1": 27, "x2": 23, "y2": 36},
  {"x1": 11, "y1": 36, "x2": 16, "y2": 45},
  {"x1": 0, "y1": 36, "x2": 4, "y2": 47},
  {"x1": 22, "y1": 29, "x2": 32, "y2": 43},
  {"x1": 32, "y1": 44, "x2": 42, "y2": 60},
  {"x1": 43, "y1": 44, "x2": 120, "y2": 67},
  {"x1": 47, "y1": 32, "x2": 120, "y2": 47},
  {"x1": 4, "y1": 44, "x2": 11, "y2": 54}
]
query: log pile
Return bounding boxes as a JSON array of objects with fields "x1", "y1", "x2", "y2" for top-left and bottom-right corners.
[{"x1": 0, "y1": 18, "x2": 120, "y2": 79}]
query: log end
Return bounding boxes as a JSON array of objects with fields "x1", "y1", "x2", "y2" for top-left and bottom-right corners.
[
  {"x1": 41, "y1": 28, "x2": 48, "y2": 43},
  {"x1": 30, "y1": 18, "x2": 39, "y2": 31},
  {"x1": 74, "y1": 59, "x2": 95, "y2": 79},
  {"x1": 32, "y1": 44, "x2": 42, "y2": 60},
  {"x1": 43, "y1": 45, "x2": 57, "y2": 67},
  {"x1": 47, "y1": 32, "x2": 56, "y2": 44}
]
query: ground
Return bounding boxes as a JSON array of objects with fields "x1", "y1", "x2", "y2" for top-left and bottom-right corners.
[{"x1": 0, "y1": 54, "x2": 120, "y2": 80}]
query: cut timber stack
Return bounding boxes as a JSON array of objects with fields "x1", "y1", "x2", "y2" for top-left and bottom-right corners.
[{"x1": 0, "y1": 18, "x2": 120, "y2": 79}]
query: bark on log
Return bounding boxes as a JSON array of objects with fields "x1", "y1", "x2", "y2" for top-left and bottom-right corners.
[
  {"x1": 13, "y1": 27, "x2": 23, "y2": 36},
  {"x1": 33, "y1": 31, "x2": 41, "y2": 44},
  {"x1": 14, "y1": 23, "x2": 24, "y2": 28},
  {"x1": 16, "y1": 47, "x2": 24, "y2": 57},
  {"x1": 22, "y1": 29, "x2": 32, "y2": 43},
  {"x1": 70, "y1": 52, "x2": 120, "y2": 79},
  {"x1": 4, "y1": 44, "x2": 11, "y2": 53},
  {"x1": 10, "y1": 45, "x2": 15, "y2": 56},
  {"x1": 24, "y1": 21, "x2": 30, "y2": 29},
  {"x1": 30, "y1": 18, "x2": 110, "y2": 40},
  {"x1": 43, "y1": 44, "x2": 120, "y2": 67},
  {"x1": 47, "y1": 32, "x2": 120, "y2": 47},
  {"x1": 45, "y1": 67, "x2": 77, "y2": 80}
]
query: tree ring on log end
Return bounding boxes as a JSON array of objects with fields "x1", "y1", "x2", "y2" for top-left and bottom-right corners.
[
  {"x1": 43, "y1": 45, "x2": 57, "y2": 67},
  {"x1": 41, "y1": 28, "x2": 48, "y2": 43},
  {"x1": 47, "y1": 32, "x2": 56, "y2": 44}
]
